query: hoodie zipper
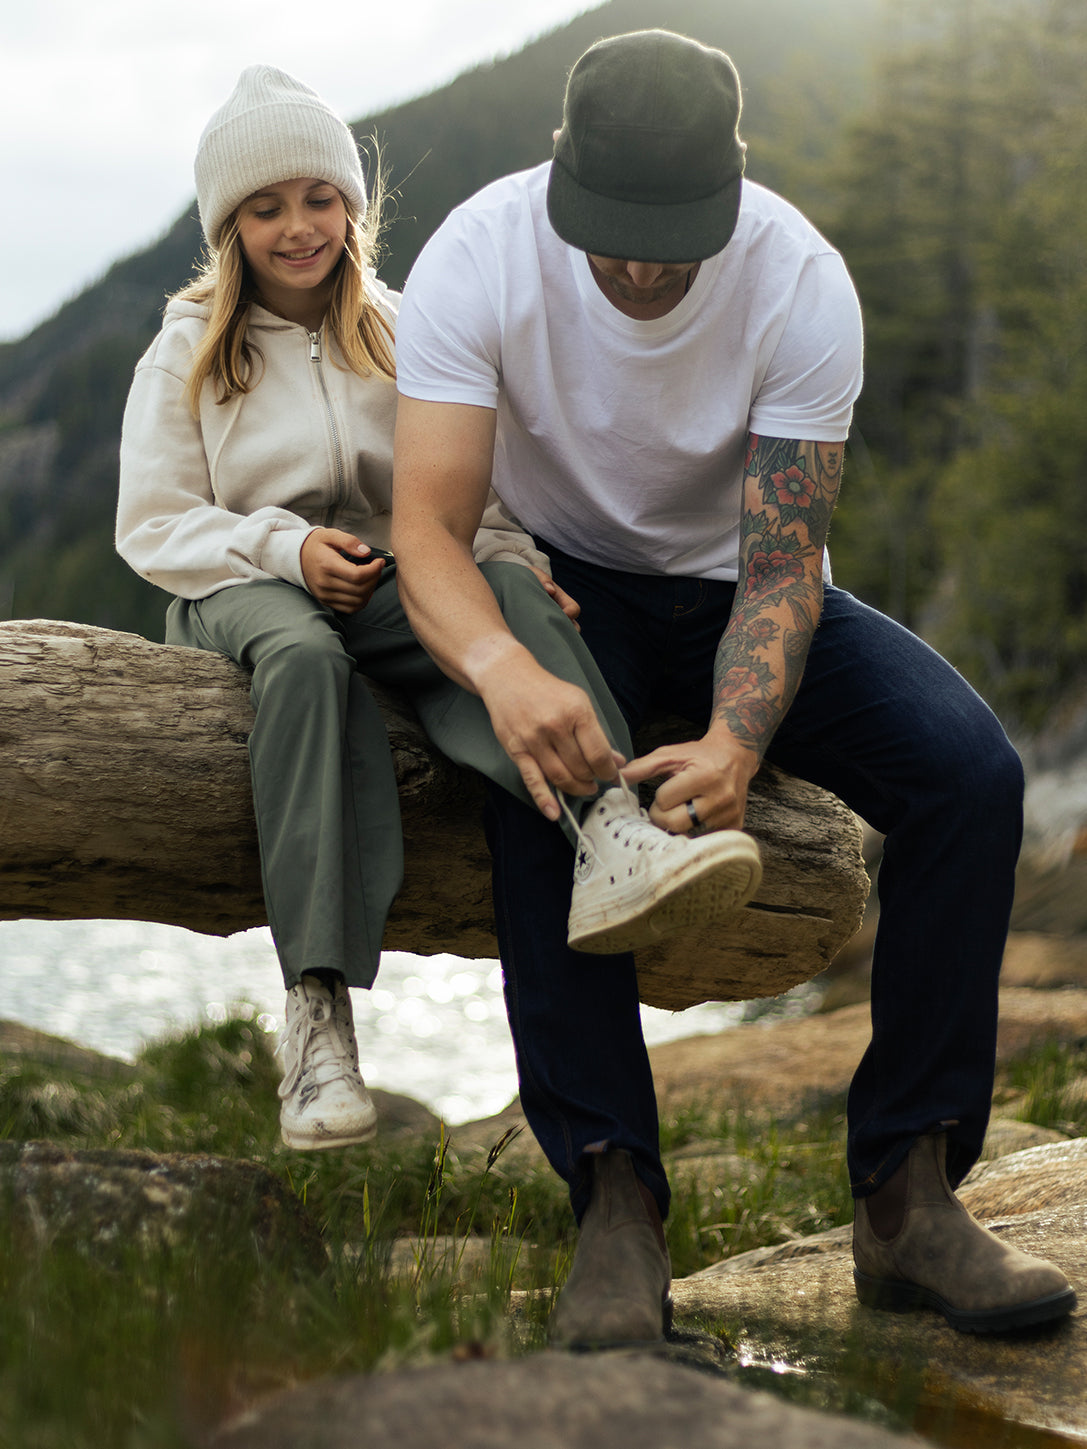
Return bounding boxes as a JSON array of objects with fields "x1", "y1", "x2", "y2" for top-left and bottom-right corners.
[{"x1": 308, "y1": 328, "x2": 348, "y2": 525}]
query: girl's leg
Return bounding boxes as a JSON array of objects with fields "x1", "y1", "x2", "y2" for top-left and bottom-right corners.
[
  {"x1": 168, "y1": 581, "x2": 402, "y2": 989},
  {"x1": 350, "y1": 561, "x2": 634, "y2": 800},
  {"x1": 167, "y1": 581, "x2": 399, "y2": 1150}
]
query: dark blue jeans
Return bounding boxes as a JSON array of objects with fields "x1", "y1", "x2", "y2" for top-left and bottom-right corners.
[{"x1": 485, "y1": 542, "x2": 1024, "y2": 1221}]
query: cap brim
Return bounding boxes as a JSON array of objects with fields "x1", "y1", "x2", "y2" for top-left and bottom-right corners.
[{"x1": 546, "y1": 163, "x2": 742, "y2": 263}]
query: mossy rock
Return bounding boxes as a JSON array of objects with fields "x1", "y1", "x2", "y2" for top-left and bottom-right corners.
[{"x1": 0, "y1": 1141, "x2": 326, "y2": 1273}]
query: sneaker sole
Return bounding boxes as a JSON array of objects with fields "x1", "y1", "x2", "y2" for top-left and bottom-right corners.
[
  {"x1": 280, "y1": 1110, "x2": 378, "y2": 1152},
  {"x1": 853, "y1": 1266, "x2": 1078, "y2": 1333},
  {"x1": 568, "y1": 837, "x2": 762, "y2": 955}
]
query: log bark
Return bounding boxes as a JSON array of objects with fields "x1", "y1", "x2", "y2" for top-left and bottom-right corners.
[{"x1": 0, "y1": 620, "x2": 869, "y2": 1008}]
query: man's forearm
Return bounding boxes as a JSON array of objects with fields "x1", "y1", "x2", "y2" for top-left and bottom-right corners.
[
  {"x1": 709, "y1": 572, "x2": 822, "y2": 758},
  {"x1": 392, "y1": 511, "x2": 620, "y2": 816},
  {"x1": 392, "y1": 518, "x2": 532, "y2": 696},
  {"x1": 392, "y1": 395, "x2": 533, "y2": 696},
  {"x1": 709, "y1": 432, "x2": 843, "y2": 758}
]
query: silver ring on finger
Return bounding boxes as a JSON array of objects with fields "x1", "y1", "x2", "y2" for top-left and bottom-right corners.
[{"x1": 686, "y1": 800, "x2": 703, "y2": 835}]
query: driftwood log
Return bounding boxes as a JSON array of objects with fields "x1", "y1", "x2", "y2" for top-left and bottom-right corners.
[{"x1": 0, "y1": 620, "x2": 869, "y2": 1009}]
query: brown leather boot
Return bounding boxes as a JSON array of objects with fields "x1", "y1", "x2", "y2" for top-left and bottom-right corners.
[
  {"x1": 548, "y1": 1149, "x2": 672, "y2": 1349},
  {"x1": 853, "y1": 1130, "x2": 1076, "y2": 1333}
]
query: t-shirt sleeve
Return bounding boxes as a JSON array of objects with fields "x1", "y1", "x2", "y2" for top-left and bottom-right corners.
[
  {"x1": 748, "y1": 251, "x2": 864, "y2": 441},
  {"x1": 395, "y1": 216, "x2": 502, "y2": 408}
]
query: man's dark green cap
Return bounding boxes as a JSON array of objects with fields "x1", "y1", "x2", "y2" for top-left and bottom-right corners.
[{"x1": 547, "y1": 29, "x2": 746, "y2": 263}]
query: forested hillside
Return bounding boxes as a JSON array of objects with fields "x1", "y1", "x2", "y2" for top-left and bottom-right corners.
[
  {"x1": 826, "y1": 0, "x2": 1087, "y2": 726},
  {"x1": 1, "y1": 0, "x2": 1084, "y2": 732}
]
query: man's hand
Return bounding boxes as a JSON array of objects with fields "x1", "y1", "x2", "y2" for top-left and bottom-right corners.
[
  {"x1": 621, "y1": 728, "x2": 760, "y2": 834},
  {"x1": 473, "y1": 641, "x2": 624, "y2": 819},
  {"x1": 301, "y1": 528, "x2": 385, "y2": 613}
]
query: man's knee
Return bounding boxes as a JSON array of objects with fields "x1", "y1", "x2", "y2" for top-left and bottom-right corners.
[
  {"x1": 937, "y1": 715, "x2": 1023, "y2": 825},
  {"x1": 974, "y1": 729, "x2": 1024, "y2": 810}
]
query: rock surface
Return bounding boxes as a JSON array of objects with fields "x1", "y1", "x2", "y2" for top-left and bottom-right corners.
[
  {"x1": 648, "y1": 985, "x2": 1087, "y2": 1116},
  {"x1": 0, "y1": 1141, "x2": 326, "y2": 1273},
  {"x1": 675, "y1": 1139, "x2": 1087, "y2": 1445},
  {"x1": 0, "y1": 618, "x2": 869, "y2": 1008},
  {"x1": 4, "y1": 962, "x2": 1087, "y2": 1447},
  {"x1": 207, "y1": 1353, "x2": 923, "y2": 1449},
  {"x1": 445, "y1": 984, "x2": 1087, "y2": 1166}
]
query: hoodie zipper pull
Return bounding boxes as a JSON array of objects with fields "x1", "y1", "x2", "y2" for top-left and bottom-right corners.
[{"x1": 309, "y1": 330, "x2": 321, "y2": 362}]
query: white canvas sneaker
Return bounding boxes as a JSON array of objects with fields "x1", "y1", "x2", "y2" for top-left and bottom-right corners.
[
  {"x1": 566, "y1": 779, "x2": 762, "y2": 954},
  {"x1": 277, "y1": 975, "x2": 377, "y2": 1150}
]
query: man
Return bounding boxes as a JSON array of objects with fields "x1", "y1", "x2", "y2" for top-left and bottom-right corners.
[{"x1": 392, "y1": 29, "x2": 1075, "y2": 1343}]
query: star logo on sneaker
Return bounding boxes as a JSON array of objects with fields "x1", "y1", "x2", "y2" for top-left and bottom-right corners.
[{"x1": 574, "y1": 840, "x2": 596, "y2": 884}]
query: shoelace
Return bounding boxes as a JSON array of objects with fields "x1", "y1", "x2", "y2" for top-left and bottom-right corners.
[
  {"x1": 278, "y1": 990, "x2": 358, "y2": 1098},
  {"x1": 559, "y1": 774, "x2": 674, "y2": 853}
]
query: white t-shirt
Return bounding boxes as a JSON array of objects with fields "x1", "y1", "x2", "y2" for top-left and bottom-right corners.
[{"x1": 396, "y1": 163, "x2": 863, "y2": 581}]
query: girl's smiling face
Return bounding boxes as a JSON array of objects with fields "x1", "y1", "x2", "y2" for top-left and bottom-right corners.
[{"x1": 236, "y1": 177, "x2": 347, "y2": 326}]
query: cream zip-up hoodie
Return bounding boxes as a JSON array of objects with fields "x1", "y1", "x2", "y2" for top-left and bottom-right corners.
[{"x1": 117, "y1": 279, "x2": 545, "y2": 599}]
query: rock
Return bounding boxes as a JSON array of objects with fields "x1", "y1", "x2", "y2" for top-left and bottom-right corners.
[
  {"x1": 646, "y1": 986, "x2": 1087, "y2": 1118},
  {"x1": 673, "y1": 1140, "x2": 1087, "y2": 1443},
  {"x1": 445, "y1": 987, "x2": 1087, "y2": 1178},
  {"x1": 1000, "y1": 930, "x2": 1087, "y2": 990},
  {"x1": 368, "y1": 1087, "x2": 442, "y2": 1139},
  {"x1": 0, "y1": 1018, "x2": 438, "y2": 1142},
  {"x1": 207, "y1": 1352, "x2": 922, "y2": 1448},
  {"x1": 0, "y1": 1141, "x2": 326, "y2": 1273},
  {"x1": 818, "y1": 923, "x2": 1087, "y2": 1013},
  {"x1": 977, "y1": 1118, "x2": 1068, "y2": 1161},
  {"x1": 666, "y1": 1124, "x2": 1078, "y2": 1287},
  {"x1": 960, "y1": 1135, "x2": 1087, "y2": 1216},
  {"x1": 0, "y1": 619, "x2": 869, "y2": 1010},
  {"x1": 386, "y1": 1233, "x2": 497, "y2": 1283},
  {"x1": 687, "y1": 1224, "x2": 855, "y2": 1280},
  {"x1": 1012, "y1": 855, "x2": 1087, "y2": 939}
]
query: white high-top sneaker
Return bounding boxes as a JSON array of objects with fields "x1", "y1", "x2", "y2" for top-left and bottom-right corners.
[
  {"x1": 566, "y1": 779, "x2": 762, "y2": 954},
  {"x1": 277, "y1": 975, "x2": 377, "y2": 1150}
]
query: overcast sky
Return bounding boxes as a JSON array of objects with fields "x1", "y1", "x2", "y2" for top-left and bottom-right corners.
[{"x1": 1, "y1": 0, "x2": 596, "y2": 341}]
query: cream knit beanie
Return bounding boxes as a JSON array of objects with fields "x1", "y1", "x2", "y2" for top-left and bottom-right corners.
[{"x1": 195, "y1": 65, "x2": 367, "y2": 247}]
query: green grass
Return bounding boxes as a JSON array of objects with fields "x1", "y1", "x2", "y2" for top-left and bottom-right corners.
[
  {"x1": 1, "y1": 1016, "x2": 1085, "y2": 1447},
  {"x1": 1004, "y1": 1039, "x2": 1087, "y2": 1135}
]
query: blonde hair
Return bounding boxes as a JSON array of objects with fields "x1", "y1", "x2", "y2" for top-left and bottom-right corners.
[{"x1": 178, "y1": 167, "x2": 394, "y2": 414}]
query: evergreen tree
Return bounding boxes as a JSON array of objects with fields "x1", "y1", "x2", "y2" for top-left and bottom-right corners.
[
  {"x1": 927, "y1": 0, "x2": 1087, "y2": 725},
  {"x1": 829, "y1": 0, "x2": 1087, "y2": 734}
]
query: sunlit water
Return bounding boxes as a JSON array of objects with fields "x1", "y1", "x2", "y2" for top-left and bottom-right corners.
[{"x1": 0, "y1": 918, "x2": 764, "y2": 1123}]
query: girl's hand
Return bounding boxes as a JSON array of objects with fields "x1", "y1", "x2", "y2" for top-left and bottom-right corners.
[
  {"x1": 301, "y1": 528, "x2": 386, "y2": 613},
  {"x1": 528, "y1": 566, "x2": 581, "y2": 628}
]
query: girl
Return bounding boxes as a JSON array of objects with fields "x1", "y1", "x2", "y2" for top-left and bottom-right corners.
[
  {"x1": 115, "y1": 65, "x2": 577, "y2": 1150},
  {"x1": 116, "y1": 65, "x2": 757, "y2": 1153}
]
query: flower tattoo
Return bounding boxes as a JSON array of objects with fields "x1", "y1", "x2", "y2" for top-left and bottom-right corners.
[
  {"x1": 744, "y1": 548, "x2": 805, "y2": 599},
  {"x1": 770, "y1": 464, "x2": 816, "y2": 509},
  {"x1": 711, "y1": 434, "x2": 846, "y2": 753}
]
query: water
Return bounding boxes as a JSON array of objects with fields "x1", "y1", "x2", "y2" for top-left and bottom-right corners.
[{"x1": 0, "y1": 918, "x2": 753, "y2": 1123}]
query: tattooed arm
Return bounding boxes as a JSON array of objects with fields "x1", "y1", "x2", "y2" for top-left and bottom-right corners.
[{"x1": 623, "y1": 433, "x2": 845, "y2": 833}]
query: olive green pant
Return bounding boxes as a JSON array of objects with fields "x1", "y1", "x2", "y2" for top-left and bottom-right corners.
[{"x1": 166, "y1": 562, "x2": 630, "y2": 989}]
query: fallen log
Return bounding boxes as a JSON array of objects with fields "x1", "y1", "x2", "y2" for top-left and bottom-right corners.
[{"x1": 0, "y1": 620, "x2": 869, "y2": 1009}]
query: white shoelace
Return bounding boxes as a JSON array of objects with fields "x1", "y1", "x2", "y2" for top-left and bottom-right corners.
[
  {"x1": 278, "y1": 989, "x2": 358, "y2": 1099},
  {"x1": 559, "y1": 774, "x2": 673, "y2": 854}
]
